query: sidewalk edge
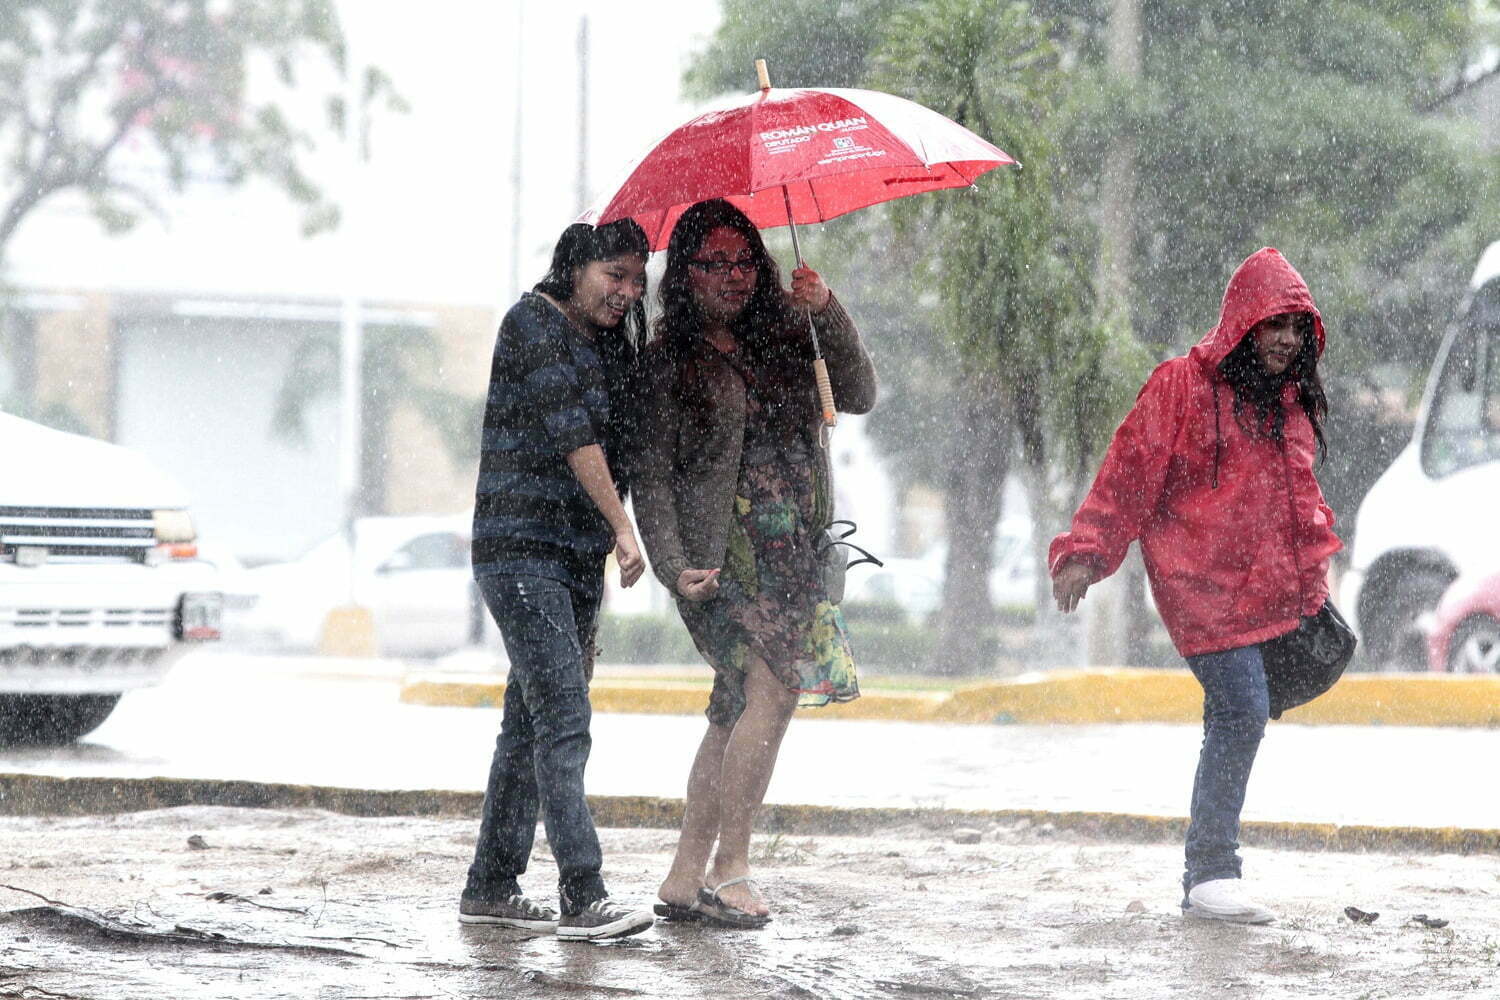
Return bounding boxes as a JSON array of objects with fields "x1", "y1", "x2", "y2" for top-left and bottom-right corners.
[{"x1": 1, "y1": 774, "x2": 1493, "y2": 855}]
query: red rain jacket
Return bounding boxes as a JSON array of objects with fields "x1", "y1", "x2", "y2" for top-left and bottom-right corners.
[{"x1": 1049, "y1": 248, "x2": 1342, "y2": 657}]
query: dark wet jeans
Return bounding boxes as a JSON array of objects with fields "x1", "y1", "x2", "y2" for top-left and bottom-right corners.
[
  {"x1": 1182, "y1": 642, "x2": 1270, "y2": 896},
  {"x1": 464, "y1": 566, "x2": 607, "y2": 914}
]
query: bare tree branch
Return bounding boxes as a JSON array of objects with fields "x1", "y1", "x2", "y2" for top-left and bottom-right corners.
[{"x1": 1418, "y1": 59, "x2": 1500, "y2": 113}]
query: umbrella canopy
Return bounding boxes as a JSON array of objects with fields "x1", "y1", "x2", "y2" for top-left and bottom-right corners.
[{"x1": 584, "y1": 85, "x2": 1016, "y2": 250}]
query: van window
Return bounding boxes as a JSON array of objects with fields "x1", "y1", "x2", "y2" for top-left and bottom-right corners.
[{"x1": 1423, "y1": 311, "x2": 1500, "y2": 477}]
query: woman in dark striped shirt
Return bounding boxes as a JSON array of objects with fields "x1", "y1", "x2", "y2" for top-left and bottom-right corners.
[{"x1": 459, "y1": 220, "x2": 656, "y2": 941}]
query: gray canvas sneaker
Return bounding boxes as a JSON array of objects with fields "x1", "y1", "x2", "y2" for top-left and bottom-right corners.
[
  {"x1": 458, "y1": 893, "x2": 559, "y2": 931},
  {"x1": 556, "y1": 896, "x2": 655, "y2": 941}
]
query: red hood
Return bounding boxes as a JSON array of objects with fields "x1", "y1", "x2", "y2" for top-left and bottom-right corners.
[{"x1": 1188, "y1": 247, "x2": 1325, "y2": 372}]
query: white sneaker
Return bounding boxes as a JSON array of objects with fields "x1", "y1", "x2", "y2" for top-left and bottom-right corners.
[{"x1": 1184, "y1": 879, "x2": 1277, "y2": 924}]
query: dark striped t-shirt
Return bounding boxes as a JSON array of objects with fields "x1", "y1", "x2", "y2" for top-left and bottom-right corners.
[{"x1": 471, "y1": 292, "x2": 635, "y2": 574}]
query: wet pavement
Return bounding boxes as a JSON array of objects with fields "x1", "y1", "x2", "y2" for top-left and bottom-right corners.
[
  {"x1": 1, "y1": 651, "x2": 1494, "y2": 831},
  {"x1": 2, "y1": 806, "x2": 1497, "y2": 1000}
]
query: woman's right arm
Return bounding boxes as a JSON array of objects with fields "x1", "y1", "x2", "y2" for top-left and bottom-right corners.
[
  {"x1": 512, "y1": 299, "x2": 644, "y2": 586},
  {"x1": 632, "y1": 366, "x2": 697, "y2": 594},
  {"x1": 1049, "y1": 362, "x2": 1185, "y2": 605},
  {"x1": 564, "y1": 445, "x2": 643, "y2": 587}
]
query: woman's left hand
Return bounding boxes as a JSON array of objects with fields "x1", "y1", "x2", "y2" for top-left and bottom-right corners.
[{"x1": 790, "y1": 266, "x2": 832, "y2": 314}]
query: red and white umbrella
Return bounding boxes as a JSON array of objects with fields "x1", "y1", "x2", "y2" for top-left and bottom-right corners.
[{"x1": 585, "y1": 61, "x2": 1017, "y2": 423}]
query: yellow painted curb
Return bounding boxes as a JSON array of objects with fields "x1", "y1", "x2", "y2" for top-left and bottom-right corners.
[
  {"x1": 1282, "y1": 675, "x2": 1500, "y2": 726},
  {"x1": 945, "y1": 670, "x2": 1500, "y2": 727},
  {"x1": 400, "y1": 669, "x2": 1500, "y2": 727},
  {"x1": 943, "y1": 669, "x2": 1203, "y2": 724},
  {"x1": 399, "y1": 677, "x2": 718, "y2": 714},
  {"x1": 398, "y1": 674, "x2": 947, "y2": 720},
  {"x1": 1, "y1": 774, "x2": 1493, "y2": 855}
]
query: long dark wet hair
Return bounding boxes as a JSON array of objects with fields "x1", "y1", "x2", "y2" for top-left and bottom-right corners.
[
  {"x1": 1218, "y1": 311, "x2": 1328, "y2": 460},
  {"x1": 534, "y1": 219, "x2": 651, "y2": 350},
  {"x1": 654, "y1": 199, "x2": 801, "y2": 364}
]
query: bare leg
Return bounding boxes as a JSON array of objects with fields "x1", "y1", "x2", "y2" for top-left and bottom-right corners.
[
  {"x1": 707, "y1": 653, "x2": 797, "y2": 916},
  {"x1": 658, "y1": 721, "x2": 731, "y2": 907}
]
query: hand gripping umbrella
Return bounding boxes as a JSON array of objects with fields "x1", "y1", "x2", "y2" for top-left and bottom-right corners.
[{"x1": 584, "y1": 59, "x2": 1017, "y2": 426}]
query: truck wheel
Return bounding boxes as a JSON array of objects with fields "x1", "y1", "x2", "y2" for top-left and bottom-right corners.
[
  {"x1": 0, "y1": 694, "x2": 123, "y2": 746},
  {"x1": 1362, "y1": 568, "x2": 1451, "y2": 671},
  {"x1": 1445, "y1": 615, "x2": 1500, "y2": 674}
]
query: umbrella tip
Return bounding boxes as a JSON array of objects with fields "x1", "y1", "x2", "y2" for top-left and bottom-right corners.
[{"x1": 755, "y1": 58, "x2": 771, "y2": 91}]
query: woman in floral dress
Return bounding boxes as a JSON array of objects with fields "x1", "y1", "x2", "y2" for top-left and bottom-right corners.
[{"x1": 634, "y1": 199, "x2": 877, "y2": 926}]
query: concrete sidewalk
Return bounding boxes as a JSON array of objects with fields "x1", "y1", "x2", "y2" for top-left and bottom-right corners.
[{"x1": 2, "y1": 798, "x2": 1498, "y2": 1000}]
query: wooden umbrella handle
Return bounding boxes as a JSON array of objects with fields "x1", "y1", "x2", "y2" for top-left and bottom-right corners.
[
  {"x1": 756, "y1": 58, "x2": 771, "y2": 91},
  {"x1": 813, "y1": 358, "x2": 837, "y2": 427}
]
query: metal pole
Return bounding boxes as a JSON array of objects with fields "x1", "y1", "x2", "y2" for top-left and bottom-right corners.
[
  {"x1": 780, "y1": 184, "x2": 822, "y2": 359},
  {"x1": 759, "y1": 56, "x2": 836, "y2": 430},
  {"x1": 575, "y1": 14, "x2": 589, "y2": 215},
  {"x1": 508, "y1": 2, "x2": 524, "y2": 302},
  {"x1": 781, "y1": 183, "x2": 835, "y2": 428},
  {"x1": 338, "y1": 29, "x2": 363, "y2": 560}
]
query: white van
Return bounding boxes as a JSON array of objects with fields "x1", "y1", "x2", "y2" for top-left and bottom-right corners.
[
  {"x1": 0, "y1": 413, "x2": 222, "y2": 743},
  {"x1": 1341, "y1": 240, "x2": 1500, "y2": 668}
]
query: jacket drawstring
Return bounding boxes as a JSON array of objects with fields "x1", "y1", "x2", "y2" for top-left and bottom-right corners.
[{"x1": 1211, "y1": 382, "x2": 1222, "y2": 490}]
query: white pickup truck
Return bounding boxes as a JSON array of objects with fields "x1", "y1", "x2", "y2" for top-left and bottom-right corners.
[{"x1": 0, "y1": 412, "x2": 222, "y2": 744}]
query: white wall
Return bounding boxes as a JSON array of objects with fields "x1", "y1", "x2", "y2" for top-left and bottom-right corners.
[{"x1": 114, "y1": 316, "x2": 342, "y2": 564}]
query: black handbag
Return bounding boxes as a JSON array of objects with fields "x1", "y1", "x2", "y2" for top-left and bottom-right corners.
[
  {"x1": 1260, "y1": 599, "x2": 1357, "y2": 719},
  {"x1": 815, "y1": 519, "x2": 883, "y2": 604}
]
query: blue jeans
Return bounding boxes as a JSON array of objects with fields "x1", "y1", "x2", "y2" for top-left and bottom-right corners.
[
  {"x1": 464, "y1": 564, "x2": 607, "y2": 913},
  {"x1": 1182, "y1": 643, "x2": 1270, "y2": 896}
]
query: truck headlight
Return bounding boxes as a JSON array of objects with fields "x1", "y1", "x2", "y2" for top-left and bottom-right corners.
[
  {"x1": 153, "y1": 509, "x2": 196, "y2": 543},
  {"x1": 151, "y1": 509, "x2": 198, "y2": 561}
]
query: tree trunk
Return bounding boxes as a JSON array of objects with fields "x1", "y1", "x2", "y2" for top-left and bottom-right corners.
[{"x1": 930, "y1": 371, "x2": 1010, "y2": 676}]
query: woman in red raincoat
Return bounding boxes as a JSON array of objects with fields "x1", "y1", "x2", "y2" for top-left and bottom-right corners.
[{"x1": 1050, "y1": 247, "x2": 1342, "y2": 924}]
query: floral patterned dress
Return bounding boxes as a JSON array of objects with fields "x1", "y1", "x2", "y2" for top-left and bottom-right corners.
[{"x1": 678, "y1": 362, "x2": 860, "y2": 723}]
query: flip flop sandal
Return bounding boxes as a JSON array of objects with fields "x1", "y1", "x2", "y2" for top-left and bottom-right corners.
[
  {"x1": 694, "y1": 877, "x2": 771, "y2": 929},
  {"x1": 652, "y1": 902, "x2": 703, "y2": 922}
]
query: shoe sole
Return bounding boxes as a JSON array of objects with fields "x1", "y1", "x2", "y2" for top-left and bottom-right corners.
[
  {"x1": 556, "y1": 912, "x2": 655, "y2": 941},
  {"x1": 653, "y1": 902, "x2": 703, "y2": 923},
  {"x1": 458, "y1": 913, "x2": 559, "y2": 931},
  {"x1": 1184, "y1": 905, "x2": 1276, "y2": 925}
]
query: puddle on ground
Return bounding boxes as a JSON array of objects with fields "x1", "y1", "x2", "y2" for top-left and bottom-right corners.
[{"x1": 1, "y1": 807, "x2": 1496, "y2": 998}]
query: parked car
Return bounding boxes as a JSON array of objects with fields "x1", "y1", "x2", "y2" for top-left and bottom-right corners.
[
  {"x1": 1425, "y1": 572, "x2": 1500, "y2": 673},
  {"x1": 221, "y1": 515, "x2": 493, "y2": 658},
  {"x1": 1341, "y1": 240, "x2": 1500, "y2": 669},
  {"x1": 0, "y1": 413, "x2": 222, "y2": 744}
]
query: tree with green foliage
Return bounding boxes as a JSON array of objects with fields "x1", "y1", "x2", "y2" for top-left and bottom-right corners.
[
  {"x1": 1056, "y1": 0, "x2": 1498, "y2": 531},
  {"x1": 0, "y1": 0, "x2": 402, "y2": 267},
  {"x1": 0, "y1": 1, "x2": 455, "y2": 515},
  {"x1": 869, "y1": 0, "x2": 1147, "y2": 671},
  {"x1": 689, "y1": 0, "x2": 1500, "y2": 671}
]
